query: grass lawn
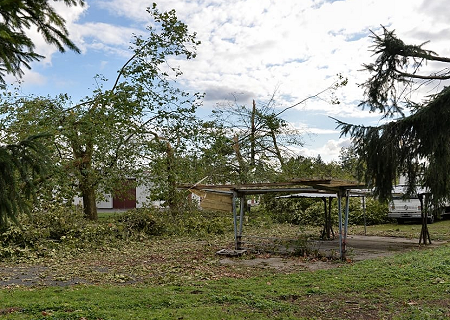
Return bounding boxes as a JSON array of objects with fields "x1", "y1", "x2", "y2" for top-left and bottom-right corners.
[{"x1": 0, "y1": 219, "x2": 449, "y2": 319}]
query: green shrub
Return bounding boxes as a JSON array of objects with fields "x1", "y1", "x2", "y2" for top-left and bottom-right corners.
[
  {"x1": 0, "y1": 206, "x2": 112, "y2": 258},
  {"x1": 0, "y1": 204, "x2": 238, "y2": 259},
  {"x1": 118, "y1": 208, "x2": 165, "y2": 236},
  {"x1": 349, "y1": 197, "x2": 390, "y2": 225},
  {"x1": 303, "y1": 201, "x2": 332, "y2": 226},
  {"x1": 261, "y1": 194, "x2": 317, "y2": 224},
  {"x1": 244, "y1": 205, "x2": 274, "y2": 227},
  {"x1": 261, "y1": 194, "x2": 390, "y2": 226},
  {"x1": 0, "y1": 224, "x2": 39, "y2": 258},
  {"x1": 29, "y1": 206, "x2": 86, "y2": 240},
  {"x1": 147, "y1": 208, "x2": 232, "y2": 237}
]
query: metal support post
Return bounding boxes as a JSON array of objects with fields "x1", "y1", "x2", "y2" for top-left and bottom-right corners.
[
  {"x1": 232, "y1": 191, "x2": 239, "y2": 250},
  {"x1": 237, "y1": 195, "x2": 246, "y2": 250},
  {"x1": 343, "y1": 189, "x2": 350, "y2": 259},
  {"x1": 418, "y1": 193, "x2": 432, "y2": 245},
  {"x1": 337, "y1": 191, "x2": 343, "y2": 260},
  {"x1": 362, "y1": 196, "x2": 367, "y2": 236}
]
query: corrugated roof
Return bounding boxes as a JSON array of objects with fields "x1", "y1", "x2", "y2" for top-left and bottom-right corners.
[{"x1": 179, "y1": 178, "x2": 366, "y2": 195}]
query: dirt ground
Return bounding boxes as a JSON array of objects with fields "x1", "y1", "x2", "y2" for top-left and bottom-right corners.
[
  {"x1": 311, "y1": 234, "x2": 441, "y2": 261},
  {"x1": 0, "y1": 235, "x2": 446, "y2": 287},
  {"x1": 218, "y1": 234, "x2": 447, "y2": 271}
]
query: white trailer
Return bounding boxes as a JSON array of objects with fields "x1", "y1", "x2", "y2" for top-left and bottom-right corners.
[
  {"x1": 388, "y1": 180, "x2": 450, "y2": 224},
  {"x1": 388, "y1": 196, "x2": 434, "y2": 224}
]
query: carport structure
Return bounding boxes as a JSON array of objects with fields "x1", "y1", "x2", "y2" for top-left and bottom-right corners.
[{"x1": 182, "y1": 179, "x2": 366, "y2": 260}]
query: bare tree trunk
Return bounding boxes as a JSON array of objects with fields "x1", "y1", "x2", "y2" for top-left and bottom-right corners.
[
  {"x1": 233, "y1": 135, "x2": 247, "y2": 183},
  {"x1": 250, "y1": 100, "x2": 256, "y2": 167},
  {"x1": 270, "y1": 129, "x2": 285, "y2": 169}
]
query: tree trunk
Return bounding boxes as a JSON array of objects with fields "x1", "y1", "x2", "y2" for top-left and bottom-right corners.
[
  {"x1": 233, "y1": 135, "x2": 247, "y2": 183},
  {"x1": 250, "y1": 100, "x2": 256, "y2": 167},
  {"x1": 81, "y1": 184, "x2": 98, "y2": 220},
  {"x1": 270, "y1": 129, "x2": 285, "y2": 169},
  {"x1": 166, "y1": 141, "x2": 178, "y2": 211},
  {"x1": 72, "y1": 139, "x2": 98, "y2": 220}
]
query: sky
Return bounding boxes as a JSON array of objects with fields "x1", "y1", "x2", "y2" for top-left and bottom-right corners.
[{"x1": 6, "y1": 0, "x2": 450, "y2": 162}]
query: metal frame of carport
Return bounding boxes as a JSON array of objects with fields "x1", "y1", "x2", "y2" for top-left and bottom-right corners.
[
  {"x1": 181, "y1": 179, "x2": 366, "y2": 260},
  {"x1": 279, "y1": 190, "x2": 368, "y2": 241}
]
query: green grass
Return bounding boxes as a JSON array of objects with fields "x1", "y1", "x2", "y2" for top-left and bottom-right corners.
[
  {"x1": 1, "y1": 218, "x2": 450, "y2": 319},
  {"x1": 1, "y1": 244, "x2": 450, "y2": 319},
  {"x1": 350, "y1": 218, "x2": 450, "y2": 241},
  {"x1": 97, "y1": 210, "x2": 125, "y2": 222}
]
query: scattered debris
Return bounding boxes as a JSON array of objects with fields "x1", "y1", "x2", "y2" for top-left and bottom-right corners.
[{"x1": 216, "y1": 249, "x2": 247, "y2": 257}]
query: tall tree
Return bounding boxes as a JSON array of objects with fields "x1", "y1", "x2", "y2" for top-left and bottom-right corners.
[
  {"x1": 338, "y1": 145, "x2": 361, "y2": 180},
  {"x1": 213, "y1": 96, "x2": 300, "y2": 183},
  {"x1": 139, "y1": 98, "x2": 204, "y2": 211},
  {"x1": 336, "y1": 27, "x2": 450, "y2": 202},
  {"x1": 282, "y1": 154, "x2": 354, "y2": 181},
  {"x1": 1, "y1": 4, "x2": 202, "y2": 219},
  {"x1": 213, "y1": 76, "x2": 347, "y2": 183},
  {"x1": 0, "y1": 0, "x2": 84, "y2": 85}
]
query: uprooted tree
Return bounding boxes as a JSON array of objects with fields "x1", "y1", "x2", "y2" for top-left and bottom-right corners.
[{"x1": 336, "y1": 26, "x2": 450, "y2": 203}]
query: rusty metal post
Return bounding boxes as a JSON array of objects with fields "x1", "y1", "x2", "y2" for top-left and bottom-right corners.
[
  {"x1": 321, "y1": 198, "x2": 327, "y2": 239},
  {"x1": 329, "y1": 197, "x2": 334, "y2": 239},
  {"x1": 321, "y1": 197, "x2": 334, "y2": 240}
]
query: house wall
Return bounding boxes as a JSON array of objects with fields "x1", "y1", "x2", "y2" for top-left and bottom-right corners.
[
  {"x1": 73, "y1": 183, "x2": 163, "y2": 210},
  {"x1": 136, "y1": 185, "x2": 148, "y2": 208},
  {"x1": 97, "y1": 194, "x2": 113, "y2": 209},
  {"x1": 73, "y1": 194, "x2": 113, "y2": 209}
]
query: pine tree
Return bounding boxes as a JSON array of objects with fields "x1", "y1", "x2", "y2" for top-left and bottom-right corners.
[
  {"x1": 0, "y1": 0, "x2": 82, "y2": 226},
  {"x1": 0, "y1": 0, "x2": 84, "y2": 85},
  {"x1": 0, "y1": 135, "x2": 48, "y2": 228},
  {"x1": 336, "y1": 26, "x2": 450, "y2": 202}
]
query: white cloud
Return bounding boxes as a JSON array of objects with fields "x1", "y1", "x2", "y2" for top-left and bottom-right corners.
[
  {"x1": 20, "y1": 71, "x2": 48, "y2": 87},
  {"x1": 74, "y1": 22, "x2": 139, "y2": 55},
  {"x1": 88, "y1": 0, "x2": 449, "y2": 123},
  {"x1": 3, "y1": 70, "x2": 47, "y2": 88},
  {"x1": 298, "y1": 137, "x2": 351, "y2": 162},
  {"x1": 14, "y1": 0, "x2": 450, "y2": 161}
]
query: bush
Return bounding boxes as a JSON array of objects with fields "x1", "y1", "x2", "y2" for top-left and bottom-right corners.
[
  {"x1": 0, "y1": 206, "x2": 82, "y2": 258},
  {"x1": 261, "y1": 194, "x2": 317, "y2": 224},
  {"x1": 29, "y1": 206, "x2": 86, "y2": 240},
  {"x1": 303, "y1": 201, "x2": 331, "y2": 226},
  {"x1": 0, "y1": 204, "x2": 235, "y2": 259},
  {"x1": 119, "y1": 208, "x2": 165, "y2": 236},
  {"x1": 146, "y1": 208, "x2": 232, "y2": 237},
  {"x1": 261, "y1": 194, "x2": 390, "y2": 227},
  {"x1": 349, "y1": 197, "x2": 390, "y2": 225}
]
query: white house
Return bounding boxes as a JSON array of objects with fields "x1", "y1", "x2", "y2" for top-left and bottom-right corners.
[{"x1": 74, "y1": 180, "x2": 162, "y2": 210}]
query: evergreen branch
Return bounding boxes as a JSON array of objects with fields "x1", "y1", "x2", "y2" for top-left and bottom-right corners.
[{"x1": 395, "y1": 69, "x2": 450, "y2": 80}]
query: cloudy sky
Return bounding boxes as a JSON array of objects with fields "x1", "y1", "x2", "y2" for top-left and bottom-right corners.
[{"x1": 7, "y1": 0, "x2": 450, "y2": 162}]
